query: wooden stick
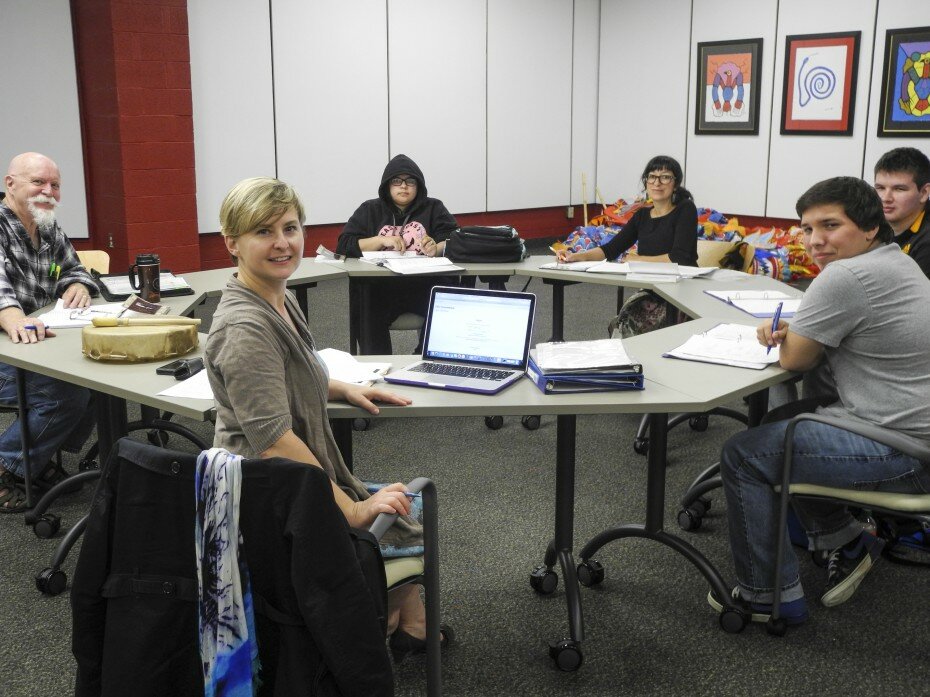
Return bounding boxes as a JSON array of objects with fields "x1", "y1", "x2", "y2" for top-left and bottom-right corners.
[
  {"x1": 582, "y1": 172, "x2": 588, "y2": 227},
  {"x1": 595, "y1": 187, "x2": 608, "y2": 215},
  {"x1": 92, "y1": 316, "x2": 201, "y2": 327}
]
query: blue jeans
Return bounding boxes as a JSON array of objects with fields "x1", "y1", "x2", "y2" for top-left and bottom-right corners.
[
  {"x1": 0, "y1": 362, "x2": 96, "y2": 477},
  {"x1": 721, "y1": 417, "x2": 930, "y2": 604}
]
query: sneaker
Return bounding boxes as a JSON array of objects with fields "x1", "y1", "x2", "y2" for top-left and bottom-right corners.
[
  {"x1": 821, "y1": 530, "x2": 885, "y2": 607},
  {"x1": 707, "y1": 586, "x2": 809, "y2": 626}
]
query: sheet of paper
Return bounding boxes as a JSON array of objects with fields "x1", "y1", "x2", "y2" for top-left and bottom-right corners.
[
  {"x1": 37, "y1": 300, "x2": 132, "y2": 328},
  {"x1": 664, "y1": 323, "x2": 779, "y2": 369},
  {"x1": 629, "y1": 261, "x2": 679, "y2": 275},
  {"x1": 318, "y1": 348, "x2": 391, "y2": 385},
  {"x1": 707, "y1": 268, "x2": 753, "y2": 281},
  {"x1": 98, "y1": 272, "x2": 191, "y2": 295},
  {"x1": 157, "y1": 368, "x2": 214, "y2": 399},
  {"x1": 626, "y1": 272, "x2": 679, "y2": 284},
  {"x1": 361, "y1": 250, "x2": 420, "y2": 260},
  {"x1": 586, "y1": 261, "x2": 632, "y2": 274},
  {"x1": 704, "y1": 289, "x2": 801, "y2": 317},
  {"x1": 382, "y1": 257, "x2": 464, "y2": 275},
  {"x1": 535, "y1": 338, "x2": 636, "y2": 372},
  {"x1": 538, "y1": 260, "x2": 604, "y2": 271},
  {"x1": 676, "y1": 265, "x2": 716, "y2": 278}
]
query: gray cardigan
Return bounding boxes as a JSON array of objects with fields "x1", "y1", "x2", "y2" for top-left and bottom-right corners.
[{"x1": 206, "y1": 275, "x2": 421, "y2": 547}]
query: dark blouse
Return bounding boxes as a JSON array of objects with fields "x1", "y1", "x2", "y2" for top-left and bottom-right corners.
[{"x1": 599, "y1": 199, "x2": 698, "y2": 265}]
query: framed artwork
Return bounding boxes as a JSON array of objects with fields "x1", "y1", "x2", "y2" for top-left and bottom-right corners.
[
  {"x1": 781, "y1": 31, "x2": 860, "y2": 136},
  {"x1": 878, "y1": 25, "x2": 930, "y2": 138},
  {"x1": 695, "y1": 38, "x2": 763, "y2": 135}
]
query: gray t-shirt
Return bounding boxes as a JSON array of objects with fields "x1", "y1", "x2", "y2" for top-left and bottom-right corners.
[{"x1": 790, "y1": 243, "x2": 930, "y2": 441}]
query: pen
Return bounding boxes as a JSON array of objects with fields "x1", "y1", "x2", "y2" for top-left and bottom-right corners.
[
  {"x1": 23, "y1": 324, "x2": 37, "y2": 331},
  {"x1": 404, "y1": 492, "x2": 421, "y2": 498},
  {"x1": 767, "y1": 301, "x2": 784, "y2": 355}
]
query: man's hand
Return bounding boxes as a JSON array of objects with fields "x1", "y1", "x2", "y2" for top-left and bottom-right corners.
[
  {"x1": 61, "y1": 283, "x2": 92, "y2": 310},
  {"x1": 9, "y1": 318, "x2": 53, "y2": 344}
]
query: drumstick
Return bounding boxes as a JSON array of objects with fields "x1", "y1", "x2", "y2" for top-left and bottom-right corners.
[{"x1": 92, "y1": 316, "x2": 201, "y2": 327}]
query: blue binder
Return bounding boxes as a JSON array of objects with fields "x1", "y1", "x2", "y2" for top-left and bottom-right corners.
[{"x1": 526, "y1": 355, "x2": 644, "y2": 394}]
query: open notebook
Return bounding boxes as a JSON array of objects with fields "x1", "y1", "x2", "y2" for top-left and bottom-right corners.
[{"x1": 384, "y1": 285, "x2": 536, "y2": 394}]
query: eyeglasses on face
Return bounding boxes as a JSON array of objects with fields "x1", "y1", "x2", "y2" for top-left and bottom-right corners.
[
  {"x1": 645, "y1": 173, "x2": 674, "y2": 185},
  {"x1": 390, "y1": 177, "x2": 417, "y2": 188}
]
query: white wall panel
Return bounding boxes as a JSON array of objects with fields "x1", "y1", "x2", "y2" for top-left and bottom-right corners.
[
  {"x1": 570, "y1": 0, "x2": 600, "y2": 208},
  {"x1": 687, "y1": 0, "x2": 776, "y2": 216},
  {"x1": 273, "y1": 0, "x2": 388, "y2": 225},
  {"x1": 189, "y1": 0, "x2": 276, "y2": 234},
  {"x1": 388, "y1": 0, "x2": 486, "y2": 215},
  {"x1": 487, "y1": 0, "x2": 574, "y2": 211},
  {"x1": 599, "y1": 1, "x2": 691, "y2": 203},
  {"x1": 2, "y1": 1, "x2": 88, "y2": 237},
  {"x1": 766, "y1": 0, "x2": 875, "y2": 219},
  {"x1": 862, "y1": 1, "x2": 930, "y2": 183}
]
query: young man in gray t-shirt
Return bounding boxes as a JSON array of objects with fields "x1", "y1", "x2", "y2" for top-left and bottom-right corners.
[{"x1": 709, "y1": 177, "x2": 930, "y2": 628}]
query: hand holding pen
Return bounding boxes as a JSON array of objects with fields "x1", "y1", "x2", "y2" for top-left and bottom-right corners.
[{"x1": 762, "y1": 301, "x2": 785, "y2": 354}]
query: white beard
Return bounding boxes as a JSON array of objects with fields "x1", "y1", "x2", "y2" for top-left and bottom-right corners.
[{"x1": 27, "y1": 196, "x2": 58, "y2": 232}]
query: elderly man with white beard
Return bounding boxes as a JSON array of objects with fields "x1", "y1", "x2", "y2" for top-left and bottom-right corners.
[{"x1": 0, "y1": 152, "x2": 98, "y2": 512}]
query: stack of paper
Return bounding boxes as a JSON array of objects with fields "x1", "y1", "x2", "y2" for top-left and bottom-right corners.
[
  {"x1": 540, "y1": 259, "x2": 715, "y2": 281},
  {"x1": 317, "y1": 348, "x2": 390, "y2": 385},
  {"x1": 664, "y1": 323, "x2": 779, "y2": 369},
  {"x1": 37, "y1": 296, "x2": 171, "y2": 329},
  {"x1": 379, "y1": 257, "x2": 465, "y2": 275},
  {"x1": 527, "y1": 338, "x2": 644, "y2": 393},
  {"x1": 704, "y1": 290, "x2": 801, "y2": 317}
]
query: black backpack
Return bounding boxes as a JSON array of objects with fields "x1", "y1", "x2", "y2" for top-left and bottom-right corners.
[{"x1": 445, "y1": 225, "x2": 526, "y2": 263}]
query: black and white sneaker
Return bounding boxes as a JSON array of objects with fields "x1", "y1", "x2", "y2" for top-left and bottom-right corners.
[{"x1": 821, "y1": 530, "x2": 885, "y2": 607}]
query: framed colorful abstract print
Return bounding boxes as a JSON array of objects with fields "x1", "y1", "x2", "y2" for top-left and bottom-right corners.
[
  {"x1": 695, "y1": 38, "x2": 764, "y2": 135},
  {"x1": 878, "y1": 25, "x2": 930, "y2": 137}
]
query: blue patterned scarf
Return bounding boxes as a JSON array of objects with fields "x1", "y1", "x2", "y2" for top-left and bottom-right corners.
[{"x1": 195, "y1": 448, "x2": 261, "y2": 697}]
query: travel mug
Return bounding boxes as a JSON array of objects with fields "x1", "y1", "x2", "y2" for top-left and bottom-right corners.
[{"x1": 128, "y1": 253, "x2": 161, "y2": 303}]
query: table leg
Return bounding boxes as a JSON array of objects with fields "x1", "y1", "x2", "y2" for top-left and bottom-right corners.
[
  {"x1": 544, "y1": 280, "x2": 567, "y2": 342},
  {"x1": 348, "y1": 279, "x2": 361, "y2": 355},
  {"x1": 15, "y1": 368, "x2": 34, "y2": 509}
]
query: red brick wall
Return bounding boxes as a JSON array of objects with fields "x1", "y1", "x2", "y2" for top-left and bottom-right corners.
[{"x1": 71, "y1": 0, "x2": 200, "y2": 273}]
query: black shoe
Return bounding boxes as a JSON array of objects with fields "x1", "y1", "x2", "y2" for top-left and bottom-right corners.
[
  {"x1": 707, "y1": 586, "x2": 809, "y2": 626},
  {"x1": 389, "y1": 624, "x2": 454, "y2": 664},
  {"x1": 821, "y1": 531, "x2": 885, "y2": 607}
]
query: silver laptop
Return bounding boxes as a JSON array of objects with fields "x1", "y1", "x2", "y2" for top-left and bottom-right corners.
[{"x1": 384, "y1": 285, "x2": 536, "y2": 395}]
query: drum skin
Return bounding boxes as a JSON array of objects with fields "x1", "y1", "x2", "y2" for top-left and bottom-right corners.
[{"x1": 82, "y1": 325, "x2": 198, "y2": 363}]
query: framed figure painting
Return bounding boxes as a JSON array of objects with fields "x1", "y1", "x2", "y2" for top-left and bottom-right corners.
[
  {"x1": 781, "y1": 31, "x2": 861, "y2": 136},
  {"x1": 695, "y1": 38, "x2": 763, "y2": 135},
  {"x1": 878, "y1": 25, "x2": 930, "y2": 137}
]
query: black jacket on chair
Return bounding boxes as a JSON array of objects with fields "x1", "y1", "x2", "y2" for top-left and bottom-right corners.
[{"x1": 71, "y1": 438, "x2": 393, "y2": 697}]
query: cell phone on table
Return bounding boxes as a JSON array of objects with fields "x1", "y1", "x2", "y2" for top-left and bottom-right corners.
[{"x1": 156, "y1": 357, "x2": 204, "y2": 380}]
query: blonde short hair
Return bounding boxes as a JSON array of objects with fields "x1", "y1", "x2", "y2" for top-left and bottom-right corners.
[{"x1": 219, "y1": 177, "x2": 306, "y2": 240}]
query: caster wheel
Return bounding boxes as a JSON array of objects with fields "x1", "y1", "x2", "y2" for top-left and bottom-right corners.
[
  {"x1": 352, "y1": 418, "x2": 371, "y2": 432},
  {"x1": 677, "y1": 507, "x2": 703, "y2": 531},
  {"x1": 576, "y1": 559, "x2": 605, "y2": 587},
  {"x1": 530, "y1": 565, "x2": 558, "y2": 595},
  {"x1": 766, "y1": 617, "x2": 788, "y2": 637},
  {"x1": 33, "y1": 513, "x2": 61, "y2": 539},
  {"x1": 485, "y1": 415, "x2": 504, "y2": 430},
  {"x1": 147, "y1": 429, "x2": 169, "y2": 447},
  {"x1": 548, "y1": 639, "x2": 583, "y2": 672},
  {"x1": 811, "y1": 549, "x2": 830, "y2": 568},
  {"x1": 689, "y1": 415, "x2": 709, "y2": 432},
  {"x1": 697, "y1": 496, "x2": 712, "y2": 513},
  {"x1": 719, "y1": 607, "x2": 747, "y2": 633},
  {"x1": 35, "y1": 567, "x2": 67, "y2": 596},
  {"x1": 521, "y1": 415, "x2": 541, "y2": 430},
  {"x1": 78, "y1": 458, "x2": 98, "y2": 472},
  {"x1": 633, "y1": 437, "x2": 649, "y2": 455}
]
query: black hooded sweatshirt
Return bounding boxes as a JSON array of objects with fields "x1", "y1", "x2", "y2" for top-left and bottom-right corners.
[{"x1": 336, "y1": 154, "x2": 458, "y2": 258}]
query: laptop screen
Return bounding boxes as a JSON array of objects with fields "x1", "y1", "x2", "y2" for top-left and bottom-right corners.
[{"x1": 422, "y1": 287, "x2": 536, "y2": 368}]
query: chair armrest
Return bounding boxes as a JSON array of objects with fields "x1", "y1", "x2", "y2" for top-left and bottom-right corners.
[
  {"x1": 369, "y1": 476, "x2": 435, "y2": 541},
  {"x1": 786, "y1": 412, "x2": 930, "y2": 464}
]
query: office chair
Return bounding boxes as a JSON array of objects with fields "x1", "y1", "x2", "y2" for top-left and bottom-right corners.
[
  {"x1": 68, "y1": 439, "x2": 442, "y2": 695},
  {"x1": 764, "y1": 412, "x2": 930, "y2": 635},
  {"x1": 76, "y1": 249, "x2": 110, "y2": 274},
  {"x1": 676, "y1": 394, "x2": 834, "y2": 532}
]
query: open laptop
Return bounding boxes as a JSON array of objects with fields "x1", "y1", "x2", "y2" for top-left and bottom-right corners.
[{"x1": 384, "y1": 285, "x2": 536, "y2": 395}]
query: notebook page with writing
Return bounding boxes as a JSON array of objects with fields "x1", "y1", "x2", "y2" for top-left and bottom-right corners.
[{"x1": 664, "y1": 322, "x2": 780, "y2": 369}]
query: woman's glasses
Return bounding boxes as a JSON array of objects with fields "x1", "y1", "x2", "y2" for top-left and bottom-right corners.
[
  {"x1": 645, "y1": 173, "x2": 674, "y2": 184},
  {"x1": 389, "y1": 177, "x2": 417, "y2": 188}
]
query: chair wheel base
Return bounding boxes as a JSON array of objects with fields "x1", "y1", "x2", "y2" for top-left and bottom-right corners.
[
  {"x1": 530, "y1": 565, "x2": 558, "y2": 595},
  {"x1": 766, "y1": 617, "x2": 788, "y2": 636},
  {"x1": 35, "y1": 567, "x2": 67, "y2": 596},
  {"x1": 719, "y1": 607, "x2": 748, "y2": 633},
  {"x1": 485, "y1": 416, "x2": 504, "y2": 430},
  {"x1": 521, "y1": 415, "x2": 541, "y2": 430},
  {"x1": 633, "y1": 437, "x2": 649, "y2": 455},
  {"x1": 576, "y1": 559, "x2": 605, "y2": 587},
  {"x1": 548, "y1": 639, "x2": 583, "y2": 671},
  {"x1": 352, "y1": 418, "x2": 371, "y2": 432},
  {"x1": 33, "y1": 513, "x2": 61, "y2": 539}
]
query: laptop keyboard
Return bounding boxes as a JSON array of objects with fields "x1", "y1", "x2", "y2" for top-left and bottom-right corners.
[{"x1": 410, "y1": 362, "x2": 514, "y2": 381}]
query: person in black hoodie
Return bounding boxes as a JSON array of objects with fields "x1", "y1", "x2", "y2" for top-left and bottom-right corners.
[{"x1": 337, "y1": 154, "x2": 458, "y2": 354}]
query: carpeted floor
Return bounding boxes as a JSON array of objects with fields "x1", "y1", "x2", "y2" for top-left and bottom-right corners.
[{"x1": 1, "y1": 238, "x2": 927, "y2": 696}]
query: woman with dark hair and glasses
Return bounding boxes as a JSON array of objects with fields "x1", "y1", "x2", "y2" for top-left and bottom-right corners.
[
  {"x1": 337, "y1": 154, "x2": 459, "y2": 353},
  {"x1": 557, "y1": 154, "x2": 698, "y2": 336}
]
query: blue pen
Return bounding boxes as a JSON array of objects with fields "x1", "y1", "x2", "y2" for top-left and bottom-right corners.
[
  {"x1": 404, "y1": 492, "x2": 421, "y2": 498},
  {"x1": 767, "y1": 301, "x2": 784, "y2": 355},
  {"x1": 23, "y1": 324, "x2": 37, "y2": 331}
]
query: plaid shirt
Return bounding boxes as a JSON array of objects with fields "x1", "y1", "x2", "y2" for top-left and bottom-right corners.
[{"x1": 0, "y1": 193, "x2": 97, "y2": 316}]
